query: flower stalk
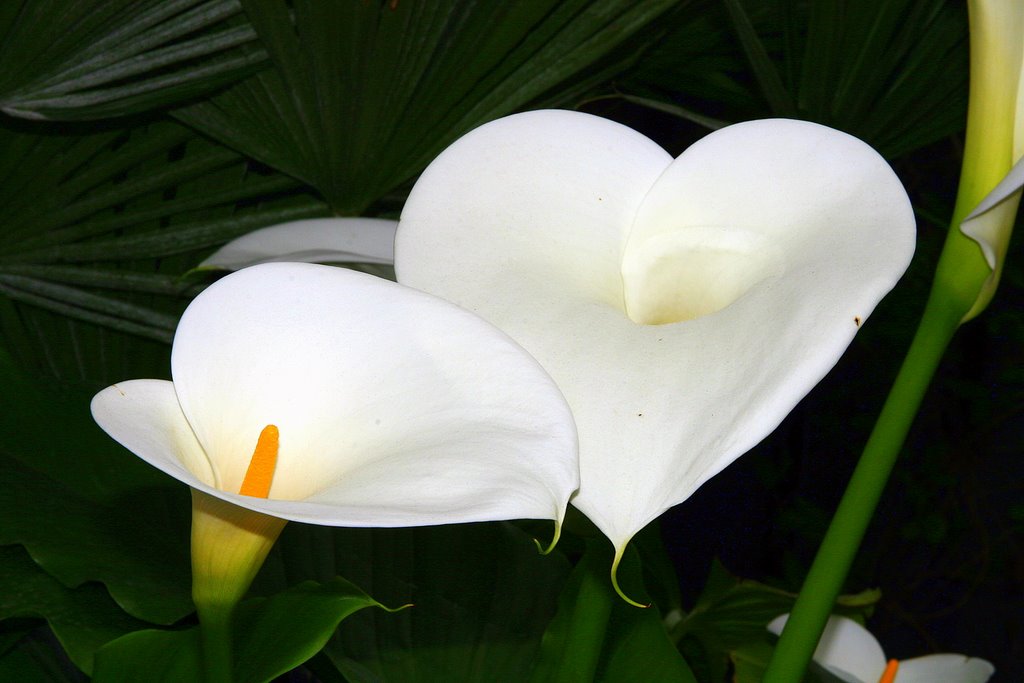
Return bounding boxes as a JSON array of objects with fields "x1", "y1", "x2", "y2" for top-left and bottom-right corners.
[
  {"x1": 764, "y1": 0, "x2": 1022, "y2": 678},
  {"x1": 761, "y1": 301, "x2": 957, "y2": 681},
  {"x1": 191, "y1": 491, "x2": 287, "y2": 683}
]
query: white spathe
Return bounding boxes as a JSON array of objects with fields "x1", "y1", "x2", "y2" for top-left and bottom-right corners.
[
  {"x1": 395, "y1": 110, "x2": 916, "y2": 556},
  {"x1": 767, "y1": 614, "x2": 994, "y2": 683},
  {"x1": 91, "y1": 262, "x2": 578, "y2": 528},
  {"x1": 957, "y1": 0, "x2": 1024, "y2": 318},
  {"x1": 198, "y1": 218, "x2": 397, "y2": 271}
]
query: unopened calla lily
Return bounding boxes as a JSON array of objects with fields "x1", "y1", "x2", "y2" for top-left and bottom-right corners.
[
  {"x1": 91, "y1": 262, "x2": 579, "y2": 612},
  {"x1": 395, "y1": 110, "x2": 916, "y2": 592},
  {"x1": 949, "y1": 0, "x2": 1024, "y2": 320},
  {"x1": 768, "y1": 615, "x2": 994, "y2": 683}
]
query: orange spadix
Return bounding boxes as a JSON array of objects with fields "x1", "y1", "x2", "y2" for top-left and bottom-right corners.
[
  {"x1": 238, "y1": 424, "x2": 279, "y2": 498},
  {"x1": 878, "y1": 659, "x2": 899, "y2": 683}
]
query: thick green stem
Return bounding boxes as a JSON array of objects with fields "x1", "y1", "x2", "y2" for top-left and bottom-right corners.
[
  {"x1": 189, "y1": 490, "x2": 286, "y2": 683},
  {"x1": 764, "y1": 3, "x2": 1018, "y2": 673},
  {"x1": 762, "y1": 292, "x2": 960, "y2": 681},
  {"x1": 198, "y1": 603, "x2": 234, "y2": 683}
]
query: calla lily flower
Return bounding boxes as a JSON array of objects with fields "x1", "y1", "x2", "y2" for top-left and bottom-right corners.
[
  {"x1": 395, "y1": 110, "x2": 916, "y2": 583},
  {"x1": 953, "y1": 0, "x2": 1024, "y2": 319},
  {"x1": 91, "y1": 262, "x2": 579, "y2": 605},
  {"x1": 767, "y1": 614, "x2": 994, "y2": 683},
  {"x1": 197, "y1": 217, "x2": 397, "y2": 271}
]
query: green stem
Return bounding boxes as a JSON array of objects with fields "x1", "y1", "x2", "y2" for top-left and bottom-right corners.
[
  {"x1": 198, "y1": 603, "x2": 235, "y2": 683},
  {"x1": 762, "y1": 290, "x2": 960, "y2": 681}
]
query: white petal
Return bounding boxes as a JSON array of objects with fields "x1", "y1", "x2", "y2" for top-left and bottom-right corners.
[
  {"x1": 768, "y1": 615, "x2": 887, "y2": 683},
  {"x1": 396, "y1": 110, "x2": 915, "y2": 550},
  {"x1": 396, "y1": 109, "x2": 673, "y2": 312},
  {"x1": 90, "y1": 379, "x2": 216, "y2": 489},
  {"x1": 898, "y1": 654, "x2": 995, "y2": 683},
  {"x1": 961, "y1": 156, "x2": 1024, "y2": 269},
  {"x1": 169, "y1": 262, "x2": 578, "y2": 527},
  {"x1": 198, "y1": 218, "x2": 397, "y2": 271}
]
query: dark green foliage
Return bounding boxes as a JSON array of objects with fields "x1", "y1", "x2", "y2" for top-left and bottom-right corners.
[
  {"x1": 622, "y1": 0, "x2": 968, "y2": 159},
  {"x1": 0, "y1": 0, "x2": 267, "y2": 120}
]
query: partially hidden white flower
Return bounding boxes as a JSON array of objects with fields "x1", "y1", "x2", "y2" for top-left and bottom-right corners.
[
  {"x1": 91, "y1": 262, "x2": 578, "y2": 531},
  {"x1": 197, "y1": 218, "x2": 397, "y2": 271},
  {"x1": 394, "y1": 110, "x2": 916, "y2": 585},
  {"x1": 956, "y1": 0, "x2": 1024, "y2": 319},
  {"x1": 767, "y1": 614, "x2": 994, "y2": 683}
]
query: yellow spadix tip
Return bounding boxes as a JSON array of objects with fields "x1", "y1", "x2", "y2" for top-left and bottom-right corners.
[{"x1": 239, "y1": 424, "x2": 279, "y2": 498}]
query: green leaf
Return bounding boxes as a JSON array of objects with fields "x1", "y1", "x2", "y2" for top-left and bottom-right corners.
[
  {"x1": 0, "y1": 116, "x2": 327, "y2": 382},
  {"x1": 260, "y1": 522, "x2": 570, "y2": 683},
  {"x1": 530, "y1": 538, "x2": 696, "y2": 683},
  {"x1": 599, "y1": 544, "x2": 696, "y2": 682},
  {"x1": 173, "y1": 0, "x2": 678, "y2": 213},
  {"x1": 631, "y1": 521, "x2": 683, "y2": 614},
  {"x1": 0, "y1": 546, "x2": 147, "y2": 675},
  {"x1": 92, "y1": 628, "x2": 201, "y2": 683},
  {"x1": 0, "y1": 347, "x2": 193, "y2": 624},
  {"x1": 600, "y1": 607, "x2": 697, "y2": 683},
  {"x1": 730, "y1": 640, "x2": 852, "y2": 683},
  {"x1": 0, "y1": 0, "x2": 267, "y2": 120},
  {"x1": 0, "y1": 628, "x2": 86, "y2": 683},
  {"x1": 671, "y1": 560, "x2": 879, "y2": 676},
  {"x1": 721, "y1": 0, "x2": 796, "y2": 116},
  {"x1": 233, "y1": 578, "x2": 386, "y2": 683},
  {"x1": 615, "y1": 94, "x2": 729, "y2": 131},
  {"x1": 530, "y1": 540, "x2": 615, "y2": 683},
  {"x1": 623, "y1": 0, "x2": 967, "y2": 159},
  {"x1": 624, "y1": 4, "x2": 756, "y2": 111},
  {"x1": 794, "y1": 0, "x2": 967, "y2": 157},
  {"x1": 730, "y1": 640, "x2": 775, "y2": 683},
  {"x1": 92, "y1": 579, "x2": 383, "y2": 683}
]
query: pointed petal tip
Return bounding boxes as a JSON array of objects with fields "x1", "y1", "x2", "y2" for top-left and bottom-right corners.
[
  {"x1": 533, "y1": 519, "x2": 563, "y2": 555},
  {"x1": 766, "y1": 613, "x2": 788, "y2": 635},
  {"x1": 611, "y1": 544, "x2": 650, "y2": 609},
  {"x1": 386, "y1": 601, "x2": 415, "y2": 614}
]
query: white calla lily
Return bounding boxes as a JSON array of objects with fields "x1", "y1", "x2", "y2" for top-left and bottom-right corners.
[
  {"x1": 395, "y1": 110, "x2": 916, "y2": 578},
  {"x1": 767, "y1": 614, "x2": 994, "y2": 683},
  {"x1": 91, "y1": 261, "x2": 578, "y2": 533},
  {"x1": 198, "y1": 218, "x2": 397, "y2": 271}
]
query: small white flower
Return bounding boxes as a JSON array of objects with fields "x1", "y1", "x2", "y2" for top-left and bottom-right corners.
[{"x1": 768, "y1": 614, "x2": 994, "y2": 683}]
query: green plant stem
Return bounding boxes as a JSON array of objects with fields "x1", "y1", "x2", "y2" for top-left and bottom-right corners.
[
  {"x1": 198, "y1": 603, "x2": 234, "y2": 683},
  {"x1": 762, "y1": 290, "x2": 961, "y2": 681}
]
